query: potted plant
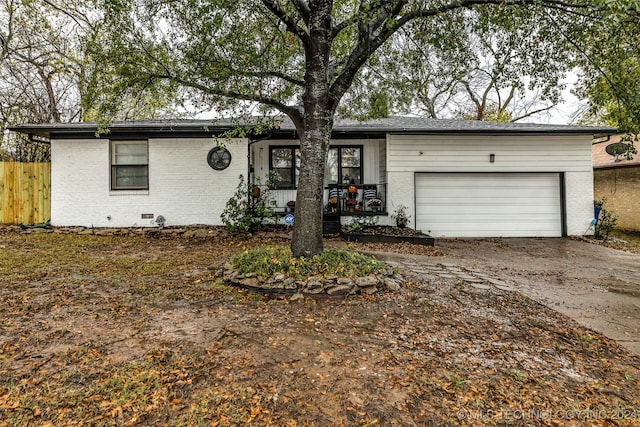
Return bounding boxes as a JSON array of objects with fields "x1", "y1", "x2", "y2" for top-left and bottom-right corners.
[
  {"x1": 391, "y1": 204, "x2": 410, "y2": 228},
  {"x1": 345, "y1": 198, "x2": 358, "y2": 212},
  {"x1": 287, "y1": 200, "x2": 296, "y2": 213}
]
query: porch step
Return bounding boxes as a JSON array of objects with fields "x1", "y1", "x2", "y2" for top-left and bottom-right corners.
[{"x1": 322, "y1": 219, "x2": 341, "y2": 235}]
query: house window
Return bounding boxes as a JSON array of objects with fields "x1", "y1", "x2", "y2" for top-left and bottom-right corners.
[
  {"x1": 270, "y1": 146, "x2": 300, "y2": 188},
  {"x1": 326, "y1": 146, "x2": 362, "y2": 185},
  {"x1": 111, "y1": 141, "x2": 149, "y2": 190}
]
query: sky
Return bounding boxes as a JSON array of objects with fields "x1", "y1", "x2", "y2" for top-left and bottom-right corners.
[{"x1": 523, "y1": 74, "x2": 585, "y2": 125}]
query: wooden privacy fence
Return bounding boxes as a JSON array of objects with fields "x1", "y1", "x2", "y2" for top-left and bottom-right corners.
[{"x1": 0, "y1": 162, "x2": 51, "y2": 225}]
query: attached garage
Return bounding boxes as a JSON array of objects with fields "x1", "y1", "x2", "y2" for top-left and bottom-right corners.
[
  {"x1": 415, "y1": 172, "x2": 563, "y2": 238},
  {"x1": 385, "y1": 123, "x2": 615, "y2": 238}
]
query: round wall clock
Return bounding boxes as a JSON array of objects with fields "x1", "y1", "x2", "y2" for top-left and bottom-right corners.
[{"x1": 207, "y1": 147, "x2": 232, "y2": 170}]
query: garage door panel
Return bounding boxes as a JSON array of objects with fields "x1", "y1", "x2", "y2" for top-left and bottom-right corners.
[
  {"x1": 418, "y1": 224, "x2": 559, "y2": 233},
  {"x1": 420, "y1": 202, "x2": 559, "y2": 212},
  {"x1": 417, "y1": 187, "x2": 554, "y2": 199},
  {"x1": 415, "y1": 173, "x2": 561, "y2": 238},
  {"x1": 418, "y1": 210, "x2": 559, "y2": 220}
]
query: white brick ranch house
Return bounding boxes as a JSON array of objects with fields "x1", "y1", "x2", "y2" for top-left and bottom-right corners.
[{"x1": 11, "y1": 117, "x2": 614, "y2": 237}]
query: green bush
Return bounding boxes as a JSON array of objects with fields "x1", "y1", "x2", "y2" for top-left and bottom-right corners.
[
  {"x1": 595, "y1": 209, "x2": 618, "y2": 240},
  {"x1": 594, "y1": 198, "x2": 618, "y2": 240},
  {"x1": 230, "y1": 246, "x2": 388, "y2": 279},
  {"x1": 220, "y1": 174, "x2": 278, "y2": 233}
]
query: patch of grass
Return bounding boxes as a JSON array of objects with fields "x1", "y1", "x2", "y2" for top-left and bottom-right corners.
[
  {"x1": 578, "y1": 333, "x2": 598, "y2": 345},
  {"x1": 507, "y1": 369, "x2": 527, "y2": 383},
  {"x1": 0, "y1": 350, "x2": 195, "y2": 426},
  {"x1": 448, "y1": 375, "x2": 468, "y2": 390},
  {"x1": 136, "y1": 260, "x2": 169, "y2": 274},
  {"x1": 230, "y1": 245, "x2": 388, "y2": 279},
  {"x1": 88, "y1": 362, "x2": 165, "y2": 417}
]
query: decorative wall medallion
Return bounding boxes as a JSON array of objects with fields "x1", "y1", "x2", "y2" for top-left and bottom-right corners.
[{"x1": 207, "y1": 147, "x2": 231, "y2": 170}]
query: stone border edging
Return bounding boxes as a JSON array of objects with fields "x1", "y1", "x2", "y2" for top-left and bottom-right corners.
[{"x1": 221, "y1": 264, "x2": 403, "y2": 299}]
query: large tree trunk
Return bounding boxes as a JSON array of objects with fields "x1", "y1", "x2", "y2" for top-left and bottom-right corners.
[
  {"x1": 291, "y1": 109, "x2": 333, "y2": 258},
  {"x1": 291, "y1": 0, "x2": 335, "y2": 258}
]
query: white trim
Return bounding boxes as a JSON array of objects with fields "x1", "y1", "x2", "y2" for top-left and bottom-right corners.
[{"x1": 109, "y1": 190, "x2": 150, "y2": 196}]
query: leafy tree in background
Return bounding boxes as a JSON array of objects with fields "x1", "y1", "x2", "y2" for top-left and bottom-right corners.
[
  {"x1": 573, "y1": 6, "x2": 640, "y2": 150},
  {"x1": 43, "y1": 1, "x2": 640, "y2": 255},
  {"x1": 343, "y1": 7, "x2": 572, "y2": 123},
  {"x1": 0, "y1": 0, "x2": 181, "y2": 161}
]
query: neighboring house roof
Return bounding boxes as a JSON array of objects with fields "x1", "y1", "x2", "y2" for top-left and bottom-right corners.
[
  {"x1": 10, "y1": 116, "x2": 616, "y2": 140},
  {"x1": 592, "y1": 134, "x2": 640, "y2": 169}
]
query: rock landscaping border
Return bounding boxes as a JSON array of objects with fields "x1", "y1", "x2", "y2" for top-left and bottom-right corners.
[
  {"x1": 222, "y1": 264, "x2": 403, "y2": 299},
  {"x1": 1, "y1": 225, "x2": 245, "y2": 239}
]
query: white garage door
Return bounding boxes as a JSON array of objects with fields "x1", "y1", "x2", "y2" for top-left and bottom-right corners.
[{"x1": 415, "y1": 173, "x2": 562, "y2": 238}]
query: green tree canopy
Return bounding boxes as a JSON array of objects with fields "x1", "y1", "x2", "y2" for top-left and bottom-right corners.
[
  {"x1": 87, "y1": 0, "x2": 635, "y2": 256},
  {"x1": 0, "y1": 0, "x2": 182, "y2": 161},
  {"x1": 574, "y1": 6, "x2": 640, "y2": 140},
  {"x1": 340, "y1": 5, "x2": 574, "y2": 122}
]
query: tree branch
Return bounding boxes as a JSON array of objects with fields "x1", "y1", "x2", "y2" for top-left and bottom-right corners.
[
  {"x1": 130, "y1": 25, "x2": 305, "y2": 124},
  {"x1": 292, "y1": 0, "x2": 310, "y2": 24},
  {"x1": 261, "y1": 0, "x2": 309, "y2": 46},
  {"x1": 39, "y1": 0, "x2": 94, "y2": 29},
  {"x1": 330, "y1": 1, "x2": 407, "y2": 101},
  {"x1": 501, "y1": 85, "x2": 518, "y2": 111},
  {"x1": 511, "y1": 104, "x2": 555, "y2": 122},
  {"x1": 0, "y1": 0, "x2": 15, "y2": 60},
  {"x1": 156, "y1": 73, "x2": 303, "y2": 125},
  {"x1": 462, "y1": 80, "x2": 482, "y2": 119},
  {"x1": 332, "y1": 0, "x2": 598, "y2": 111}
]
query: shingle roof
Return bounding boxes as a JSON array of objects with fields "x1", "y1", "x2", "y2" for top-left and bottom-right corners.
[
  {"x1": 9, "y1": 116, "x2": 616, "y2": 139},
  {"x1": 332, "y1": 116, "x2": 614, "y2": 134},
  {"x1": 592, "y1": 135, "x2": 640, "y2": 169}
]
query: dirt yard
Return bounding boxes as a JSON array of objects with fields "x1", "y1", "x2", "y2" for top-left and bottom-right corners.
[{"x1": 1, "y1": 227, "x2": 639, "y2": 426}]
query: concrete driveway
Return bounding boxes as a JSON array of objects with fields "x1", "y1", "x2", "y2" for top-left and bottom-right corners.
[{"x1": 391, "y1": 238, "x2": 640, "y2": 355}]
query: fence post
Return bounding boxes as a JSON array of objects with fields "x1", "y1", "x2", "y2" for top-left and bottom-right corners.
[{"x1": 0, "y1": 162, "x2": 4, "y2": 224}]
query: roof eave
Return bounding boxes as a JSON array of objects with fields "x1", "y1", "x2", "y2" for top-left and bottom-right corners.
[
  {"x1": 594, "y1": 162, "x2": 640, "y2": 170},
  {"x1": 9, "y1": 120, "x2": 617, "y2": 140}
]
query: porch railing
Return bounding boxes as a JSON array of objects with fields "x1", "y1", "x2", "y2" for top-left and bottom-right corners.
[{"x1": 252, "y1": 183, "x2": 387, "y2": 215}]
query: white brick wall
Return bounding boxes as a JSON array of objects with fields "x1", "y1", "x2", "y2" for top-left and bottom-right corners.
[
  {"x1": 565, "y1": 171, "x2": 596, "y2": 235},
  {"x1": 50, "y1": 132, "x2": 596, "y2": 235},
  {"x1": 50, "y1": 137, "x2": 247, "y2": 227}
]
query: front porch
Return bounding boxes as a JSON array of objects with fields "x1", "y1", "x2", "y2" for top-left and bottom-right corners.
[
  {"x1": 249, "y1": 137, "x2": 389, "y2": 220},
  {"x1": 253, "y1": 183, "x2": 388, "y2": 217}
]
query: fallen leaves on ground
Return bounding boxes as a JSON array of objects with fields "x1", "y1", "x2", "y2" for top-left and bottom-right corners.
[
  {"x1": 348, "y1": 241, "x2": 446, "y2": 256},
  {"x1": 0, "y1": 228, "x2": 638, "y2": 426}
]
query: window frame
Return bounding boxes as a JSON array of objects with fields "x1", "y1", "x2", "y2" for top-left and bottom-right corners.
[
  {"x1": 268, "y1": 145, "x2": 364, "y2": 189},
  {"x1": 269, "y1": 146, "x2": 300, "y2": 189},
  {"x1": 110, "y1": 140, "x2": 149, "y2": 191},
  {"x1": 326, "y1": 145, "x2": 363, "y2": 186}
]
